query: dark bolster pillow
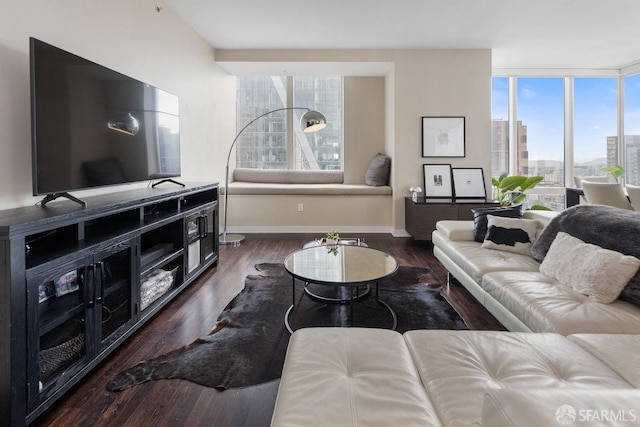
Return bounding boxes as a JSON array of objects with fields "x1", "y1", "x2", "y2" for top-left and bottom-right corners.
[{"x1": 471, "y1": 205, "x2": 523, "y2": 242}]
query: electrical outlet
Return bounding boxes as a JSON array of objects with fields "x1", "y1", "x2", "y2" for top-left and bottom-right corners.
[{"x1": 297, "y1": 203, "x2": 304, "y2": 212}]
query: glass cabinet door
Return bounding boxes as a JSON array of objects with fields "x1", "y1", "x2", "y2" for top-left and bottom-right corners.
[
  {"x1": 95, "y1": 242, "x2": 135, "y2": 350},
  {"x1": 201, "y1": 209, "x2": 216, "y2": 263},
  {"x1": 27, "y1": 259, "x2": 90, "y2": 410},
  {"x1": 185, "y1": 207, "x2": 217, "y2": 276}
]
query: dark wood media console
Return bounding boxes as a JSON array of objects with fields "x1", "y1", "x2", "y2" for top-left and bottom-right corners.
[
  {"x1": 405, "y1": 197, "x2": 499, "y2": 240},
  {"x1": 0, "y1": 183, "x2": 219, "y2": 426}
]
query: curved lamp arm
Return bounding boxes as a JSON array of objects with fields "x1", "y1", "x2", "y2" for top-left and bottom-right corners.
[{"x1": 221, "y1": 107, "x2": 327, "y2": 245}]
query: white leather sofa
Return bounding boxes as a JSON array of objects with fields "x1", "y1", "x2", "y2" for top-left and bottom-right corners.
[
  {"x1": 432, "y1": 210, "x2": 640, "y2": 334},
  {"x1": 271, "y1": 328, "x2": 640, "y2": 427}
]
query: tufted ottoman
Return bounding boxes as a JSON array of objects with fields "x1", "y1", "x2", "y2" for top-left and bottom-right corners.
[{"x1": 271, "y1": 328, "x2": 639, "y2": 427}]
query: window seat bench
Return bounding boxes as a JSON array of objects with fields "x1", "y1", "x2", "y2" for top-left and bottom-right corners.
[{"x1": 221, "y1": 168, "x2": 392, "y2": 196}]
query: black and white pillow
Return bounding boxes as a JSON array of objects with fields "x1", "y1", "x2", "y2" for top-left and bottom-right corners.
[
  {"x1": 471, "y1": 205, "x2": 522, "y2": 242},
  {"x1": 481, "y1": 215, "x2": 538, "y2": 255}
]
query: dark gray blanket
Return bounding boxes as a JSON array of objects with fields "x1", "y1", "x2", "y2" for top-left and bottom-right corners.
[{"x1": 530, "y1": 205, "x2": 640, "y2": 306}]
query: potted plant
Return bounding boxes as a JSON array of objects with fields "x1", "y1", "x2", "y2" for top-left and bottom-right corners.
[
  {"x1": 324, "y1": 231, "x2": 340, "y2": 245},
  {"x1": 492, "y1": 173, "x2": 551, "y2": 210},
  {"x1": 600, "y1": 165, "x2": 625, "y2": 183}
]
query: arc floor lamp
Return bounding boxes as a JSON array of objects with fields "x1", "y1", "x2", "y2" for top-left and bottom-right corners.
[{"x1": 220, "y1": 108, "x2": 328, "y2": 245}]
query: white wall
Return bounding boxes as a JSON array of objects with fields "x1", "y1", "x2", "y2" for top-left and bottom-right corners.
[{"x1": 0, "y1": 0, "x2": 235, "y2": 210}]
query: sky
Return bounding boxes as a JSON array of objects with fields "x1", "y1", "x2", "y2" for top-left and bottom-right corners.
[{"x1": 492, "y1": 75, "x2": 640, "y2": 163}]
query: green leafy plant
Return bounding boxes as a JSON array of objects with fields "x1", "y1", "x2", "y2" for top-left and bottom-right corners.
[
  {"x1": 600, "y1": 165, "x2": 625, "y2": 183},
  {"x1": 491, "y1": 173, "x2": 550, "y2": 210},
  {"x1": 326, "y1": 231, "x2": 340, "y2": 242},
  {"x1": 325, "y1": 231, "x2": 340, "y2": 255}
]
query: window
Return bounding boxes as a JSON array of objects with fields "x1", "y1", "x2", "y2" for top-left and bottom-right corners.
[
  {"x1": 516, "y1": 77, "x2": 565, "y2": 186},
  {"x1": 491, "y1": 77, "x2": 509, "y2": 178},
  {"x1": 574, "y1": 78, "x2": 617, "y2": 180},
  {"x1": 625, "y1": 74, "x2": 640, "y2": 185},
  {"x1": 235, "y1": 76, "x2": 343, "y2": 170},
  {"x1": 491, "y1": 74, "x2": 632, "y2": 211}
]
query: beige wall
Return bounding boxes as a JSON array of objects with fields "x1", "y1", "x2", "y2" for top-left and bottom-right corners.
[
  {"x1": 217, "y1": 49, "x2": 492, "y2": 235},
  {"x1": 343, "y1": 77, "x2": 386, "y2": 184},
  {"x1": 0, "y1": 0, "x2": 235, "y2": 210}
]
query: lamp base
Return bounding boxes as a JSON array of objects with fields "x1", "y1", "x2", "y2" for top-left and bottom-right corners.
[{"x1": 219, "y1": 233, "x2": 245, "y2": 246}]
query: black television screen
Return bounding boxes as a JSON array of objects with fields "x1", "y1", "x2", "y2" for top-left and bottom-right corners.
[{"x1": 30, "y1": 37, "x2": 181, "y2": 197}]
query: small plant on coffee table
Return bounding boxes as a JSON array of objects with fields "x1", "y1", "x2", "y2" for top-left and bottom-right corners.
[{"x1": 326, "y1": 231, "x2": 340, "y2": 242}]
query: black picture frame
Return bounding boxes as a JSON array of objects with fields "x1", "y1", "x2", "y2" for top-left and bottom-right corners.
[
  {"x1": 423, "y1": 164, "x2": 453, "y2": 199},
  {"x1": 422, "y1": 116, "x2": 465, "y2": 158},
  {"x1": 452, "y1": 167, "x2": 486, "y2": 200}
]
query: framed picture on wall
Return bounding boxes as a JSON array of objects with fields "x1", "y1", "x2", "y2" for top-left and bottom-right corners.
[
  {"x1": 423, "y1": 164, "x2": 453, "y2": 199},
  {"x1": 452, "y1": 168, "x2": 486, "y2": 200},
  {"x1": 422, "y1": 116, "x2": 465, "y2": 158}
]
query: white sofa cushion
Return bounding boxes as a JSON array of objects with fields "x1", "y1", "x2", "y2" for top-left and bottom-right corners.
[
  {"x1": 271, "y1": 328, "x2": 442, "y2": 427},
  {"x1": 435, "y1": 220, "x2": 476, "y2": 241},
  {"x1": 403, "y1": 330, "x2": 632, "y2": 427},
  {"x1": 432, "y1": 231, "x2": 540, "y2": 285},
  {"x1": 482, "y1": 271, "x2": 640, "y2": 334},
  {"x1": 479, "y1": 389, "x2": 640, "y2": 427},
  {"x1": 568, "y1": 334, "x2": 640, "y2": 387}
]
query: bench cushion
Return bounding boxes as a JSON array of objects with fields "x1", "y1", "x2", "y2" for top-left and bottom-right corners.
[
  {"x1": 233, "y1": 168, "x2": 344, "y2": 184},
  {"x1": 223, "y1": 182, "x2": 392, "y2": 196}
]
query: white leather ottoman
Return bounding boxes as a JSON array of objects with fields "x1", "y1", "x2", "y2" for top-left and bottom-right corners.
[
  {"x1": 270, "y1": 328, "x2": 442, "y2": 427},
  {"x1": 272, "y1": 328, "x2": 637, "y2": 427}
]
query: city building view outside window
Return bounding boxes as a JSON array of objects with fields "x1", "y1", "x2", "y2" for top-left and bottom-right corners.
[
  {"x1": 492, "y1": 74, "x2": 638, "y2": 210},
  {"x1": 235, "y1": 76, "x2": 343, "y2": 170},
  {"x1": 625, "y1": 73, "x2": 640, "y2": 186}
]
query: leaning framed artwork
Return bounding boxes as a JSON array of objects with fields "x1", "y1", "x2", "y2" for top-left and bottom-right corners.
[
  {"x1": 423, "y1": 164, "x2": 453, "y2": 199},
  {"x1": 452, "y1": 167, "x2": 486, "y2": 200},
  {"x1": 422, "y1": 116, "x2": 465, "y2": 158}
]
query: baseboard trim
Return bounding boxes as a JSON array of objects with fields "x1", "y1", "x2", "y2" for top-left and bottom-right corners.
[{"x1": 225, "y1": 226, "x2": 395, "y2": 234}]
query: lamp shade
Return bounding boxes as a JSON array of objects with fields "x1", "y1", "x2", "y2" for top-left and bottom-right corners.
[
  {"x1": 300, "y1": 110, "x2": 327, "y2": 133},
  {"x1": 108, "y1": 113, "x2": 140, "y2": 136}
]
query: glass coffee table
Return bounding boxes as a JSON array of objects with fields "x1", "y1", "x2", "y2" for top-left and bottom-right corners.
[{"x1": 283, "y1": 245, "x2": 398, "y2": 333}]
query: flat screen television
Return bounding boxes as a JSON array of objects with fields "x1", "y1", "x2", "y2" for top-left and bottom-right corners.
[{"x1": 30, "y1": 37, "x2": 181, "y2": 206}]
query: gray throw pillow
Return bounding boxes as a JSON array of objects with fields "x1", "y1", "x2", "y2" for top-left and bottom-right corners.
[
  {"x1": 471, "y1": 205, "x2": 523, "y2": 242},
  {"x1": 365, "y1": 153, "x2": 391, "y2": 186}
]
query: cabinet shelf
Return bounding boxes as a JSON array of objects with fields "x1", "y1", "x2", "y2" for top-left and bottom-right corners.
[
  {"x1": 140, "y1": 249, "x2": 183, "y2": 277},
  {"x1": 39, "y1": 295, "x2": 85, "y2": 337}
]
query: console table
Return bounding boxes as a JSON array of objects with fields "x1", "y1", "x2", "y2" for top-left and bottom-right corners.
[
  {"x1": 0, "y1": 183, "x2": 218, "y2": 426},
  {"x1": 405, "y1": 197, "x2": 499, "y2": 240}
]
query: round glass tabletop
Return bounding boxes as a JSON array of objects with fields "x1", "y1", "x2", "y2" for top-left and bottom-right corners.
[{"x1": 284, "y1": 245, "x2": 398, "y2": 286}]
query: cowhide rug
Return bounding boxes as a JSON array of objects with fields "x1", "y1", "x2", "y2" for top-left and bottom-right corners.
[{"x1": 106, "y1": 263, "x2": 467, "y2": 392}]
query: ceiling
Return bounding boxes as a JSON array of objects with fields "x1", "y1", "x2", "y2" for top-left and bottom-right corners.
[{"x1": 165, "y1": 0, "x2": 640, "y2": 73}]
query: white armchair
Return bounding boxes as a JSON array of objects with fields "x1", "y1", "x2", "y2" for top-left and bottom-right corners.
[
  {"x1": 573, "y1": 175, "x2": 610, "y2": 188},
  {"x1": 581, "y1": 181, "x2": 633, "y2": 210},
  {"x1": 625, "y1": 184, "x2": 640, "y2": 210}
]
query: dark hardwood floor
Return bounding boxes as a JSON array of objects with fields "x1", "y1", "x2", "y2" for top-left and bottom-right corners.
[{"x1": 35, "y1": 234, "x2": 504, "y2": 427}]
